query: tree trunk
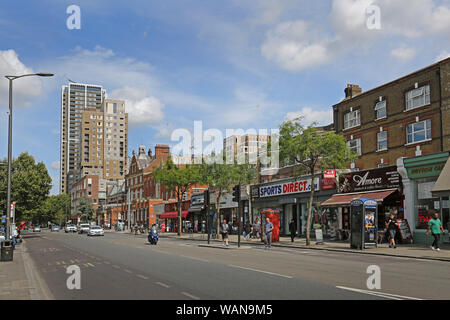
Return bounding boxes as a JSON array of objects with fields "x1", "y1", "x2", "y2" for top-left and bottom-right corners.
[{"x1": 306, "y1": 173, "x2": 316, "y2": 246}]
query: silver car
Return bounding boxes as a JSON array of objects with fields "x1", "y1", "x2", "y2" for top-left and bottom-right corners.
[
  {"x1": 87, "y1": 226, "x2": 104, "y2": 236},
  {"x1": 33, "y1": 226, "x2": 41, "y2": 232},
  {"x1": 78, "y1": 223, "x2": 90, "y2": 234}
]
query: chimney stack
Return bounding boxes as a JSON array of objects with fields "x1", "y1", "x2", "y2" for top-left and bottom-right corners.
[{"x1": 345, "y1": 84, "x2": 362, "y2": 99}]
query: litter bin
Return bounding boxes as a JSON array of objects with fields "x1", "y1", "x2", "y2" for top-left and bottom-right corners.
[{"x1": 1, "y1": 240, "x2": 14, "y2": 262}]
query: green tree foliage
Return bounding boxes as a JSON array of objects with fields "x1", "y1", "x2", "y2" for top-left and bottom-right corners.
[
  {"x1": 153, "y1": 158, "x2": 202, "y2": 235},
  {"x1": 200, "y1": 153, "x2": 257, "y2": 237},
  {"x1": 0, "y1": 152, "x2": 52, "y2": 222},
  {"x1": 279, "y1": 118, "x2": 357, "y2": 245},
  {"x1": 77, "y1": 197, "x2": 94, "y2": 223},
  {"x1": 38, "y1": 194, "x2": 71, "y2": 225}
]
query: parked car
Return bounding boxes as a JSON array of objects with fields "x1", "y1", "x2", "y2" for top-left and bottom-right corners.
[
  {"x1": 51, "y1": 225, "x2": 60, "y2": 232},
  {"x1": 87, "y1": 226, "x2": 104, "y2": 236},
  {"x1": 33, "y1": 225, "x2": 41, "y2": 232},
  {"x1": 65, "y1": 224, "x2": 77, "y2": 233},
  {"x1": 78, "y1": 223, "x2": 90, "y2": 234}
]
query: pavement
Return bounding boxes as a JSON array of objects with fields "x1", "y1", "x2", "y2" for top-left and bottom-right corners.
[
  {"x1": 156, "y1": 232, "x2": 450, "y2": 262},
  {"x1": 3, "y1": 230, "x2": 450, "y2": 300},
  {"x1": 0, "y1": 239, "x2": 53, "y2": 300}
]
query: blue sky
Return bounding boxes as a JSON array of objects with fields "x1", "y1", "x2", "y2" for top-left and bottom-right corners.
[{"x1": 1, "y1": 0, "x2": 450, "y2": 194}]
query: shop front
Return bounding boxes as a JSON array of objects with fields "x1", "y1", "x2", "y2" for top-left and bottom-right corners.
[
  {"x1": 321, "y1": 166, "x2": 404, "y2": 241},
  {"x1": 188, "y1": 193, "x2": 207, "y2": 233},
  {"x1": 251, "y1": 175, "x2": 336, "y2": 237},
  {"x1": 397, "y1": 152, "x2": 450, "y2": 244}
]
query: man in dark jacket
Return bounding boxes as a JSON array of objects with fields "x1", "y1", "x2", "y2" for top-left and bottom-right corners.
[{"x1": 289, "y1": 219, "x2": 297, "y2": 242}]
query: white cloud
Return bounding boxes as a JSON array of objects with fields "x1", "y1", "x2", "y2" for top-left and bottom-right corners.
[
  {"x1": 51, "y1": 161, "x2": 60, "y2": 171},
  {"x1": 390, "y1": 47, "x2": 416, "y2": 61},
  {"x1": 435, "y1": 50, "x2": 450, "y2": 62},
  {"x1": 261, "y1": 20, "x2": 332, "y2": 72},
  {"x1": 110, "y1": 87, "x2": 165, "y2": 129},
  {"x1": 0, "y1": 49, "x2": 43, "y2": 108},
  {"x1": 285, "y1": 107, "x2": 333, "y2": 126}
]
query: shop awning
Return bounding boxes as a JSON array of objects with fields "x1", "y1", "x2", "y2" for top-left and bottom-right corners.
[
  {"x1": 432, "y1": 157, "x2": 450, "y2": 197},
  {"x1": 159, "y1": 211, "x2": 189, "y2": 219},
  {"x1": 320, "y1": 189, "x2": 398, "y2": 207}
]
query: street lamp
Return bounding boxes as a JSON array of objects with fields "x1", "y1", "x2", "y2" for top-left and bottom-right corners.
[{"x1": 4, "y1": 73, "x2": 54, "y2": 241}]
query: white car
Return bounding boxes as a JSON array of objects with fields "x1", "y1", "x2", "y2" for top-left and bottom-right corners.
[
  {"x1": 78, "y1": 223, "x2": 90, "y2": 234},
  {"x1": 65, "y1": 224, "x2": 77, "y2": 233},
  {"x1": 87, "y1": 226, "x2": 104, "y2": 236}
]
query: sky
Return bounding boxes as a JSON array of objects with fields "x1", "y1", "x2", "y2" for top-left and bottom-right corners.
[{"x1": 1, "y1": 0, "x2": 450, "y2": 195}]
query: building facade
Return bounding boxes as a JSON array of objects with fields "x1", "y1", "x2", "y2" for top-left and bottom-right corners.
[{"x1": 333, "y1": 57, "x2": 450, "y2": 171}]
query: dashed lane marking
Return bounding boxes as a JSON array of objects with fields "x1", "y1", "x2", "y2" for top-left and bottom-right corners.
[
  {"x1": 124, "y1": 269, "x2": 132, "y2": 274},
  {"x1": 181, "y1": 292, "x2": 200, "y2": 300},
  {"x1": 112, "y1": 265, "x2": 121, "y2": 269},
  {"x1": 228, "y1": 264, "x2": 293, "y2": 279},
  {"x1": 137, "y1": 274, "x2": 149, "y2": 280},
  {"x1": 155, "y1": 282, "x2": 170, "y2": 288},
  {"x1": 103, "y1": 261, "x2": 111, "y2": 264},
  {"x1": 86, "y1": 263, "x2": 95, "y2": 267}
]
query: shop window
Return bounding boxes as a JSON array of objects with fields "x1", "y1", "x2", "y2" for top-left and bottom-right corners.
[{"x1": 415, "y1": 178, "x2": 440, "y2": 229}]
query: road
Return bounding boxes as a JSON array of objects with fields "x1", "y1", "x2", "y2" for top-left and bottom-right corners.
[{"x1": 22, "y1": 230, "x2": 450, "y2": 300}]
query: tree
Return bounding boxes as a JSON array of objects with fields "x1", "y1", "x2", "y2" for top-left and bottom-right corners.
[
  {"x1": 39, "y1": 194, "x2": 71, "y2": 225},
  {"x1": 0, "y1": 152, "x2": 52, "y2": 222},
  {"x1": 77, "y1": 197, "x2": 94, "y2": 223},
  {"x1": 153, "y1": 158, "x2": 201, "y2": 236},
  {"x1": 199, "y1": 153, "x2": 257, "y2": 237},
  {"x1": 279, "y1": 118, "x2": 357, "y2": 245}
]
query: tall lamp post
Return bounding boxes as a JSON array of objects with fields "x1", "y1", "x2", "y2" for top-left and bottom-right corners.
[{"x1": 4, "y1": 73, "x2": 54, "y2": 241}]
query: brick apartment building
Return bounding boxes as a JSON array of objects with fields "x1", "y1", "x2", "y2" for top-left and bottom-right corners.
[
  {"x1": 333, "y1": 57, "x2": 450, "y2": 170},
  {"x1": 70, "y1": 175, "x2": 106, "y2": 222}
]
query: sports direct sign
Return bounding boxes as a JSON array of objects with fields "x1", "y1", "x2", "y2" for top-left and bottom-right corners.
[{"x1": 259, "y1": 178, "x2": 320, "y2": 198}]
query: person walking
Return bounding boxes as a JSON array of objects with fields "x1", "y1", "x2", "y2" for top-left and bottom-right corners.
[
  {"x1": 264, "y1": 217, "x2": 274, "y2": 249},
  {"x1": 289, "y1": 219, "x2": 297, "y2": 243},
  {"x1": 244, "y1": 220, "x2": 252, "y2": 241},
  {"x1": 220, "y1": 219, "x2": 230, "y2": 246},
  {"x1": 385, "y1": 213, "x2": 399, "y2": 249},
  {"x1": 426, "y1": 212, "x2": 445, "y2": 251}
]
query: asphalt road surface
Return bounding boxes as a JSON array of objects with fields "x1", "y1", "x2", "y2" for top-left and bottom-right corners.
[{"x1": 22, "y1": 230, "x2": 450, "y2": 300}]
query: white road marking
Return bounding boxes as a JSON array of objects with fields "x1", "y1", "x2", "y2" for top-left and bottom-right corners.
[
  {"x1": 103, "y1": 261, "x2": 111, "y2": 264},
  {"x1": 181, "y1": 292, "x2": 200, "y2": 300},
  {"x1": 137, "y1": 274, "x2": 149, "y2": 280},
  {"x1": 228, "y1": 265, "x2": 293, "y2": 279},
  {"x1": 155, "y1": 282, "x2": 170, "y2": 288},
  {"x1": 86, "y1": 263, "x2": 95, "y2": 267},
  {"x1": 336, "y1": 286, "x2": 423, "y2": 300},
  {"x1": 179, "y1": 255, "x2": 210, "y2": 263},
  {"x1": 112, "y1": 265, "x2": 120, "y2": 269},
  {"x1": 124, "y1": 269, "x2": 132, "y2": 274}
]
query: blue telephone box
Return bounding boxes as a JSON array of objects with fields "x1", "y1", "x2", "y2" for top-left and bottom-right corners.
[{"x1": 350, "y1": 198, "x2": 378, "y2": 250}]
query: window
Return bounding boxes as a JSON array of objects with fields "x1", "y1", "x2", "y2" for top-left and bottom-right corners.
[
  {"x1": 347, "y1": 138, "x2": 361, "y2": 156},
  {"x1": 377, "y1": 131, "x2": 388, "y2": 151},
  {"x1": 375, "y1": 100, "x2": 386, "y2": 119},
  {"x1": 407, "y1": 119, "x2": 431, "y2": 144},
  {"x1": 406, "y1": 85, "x2": 430, "y2": 111},
  {"x1": 344, "y1": 109, "x2": 360, "y2": 129}
]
